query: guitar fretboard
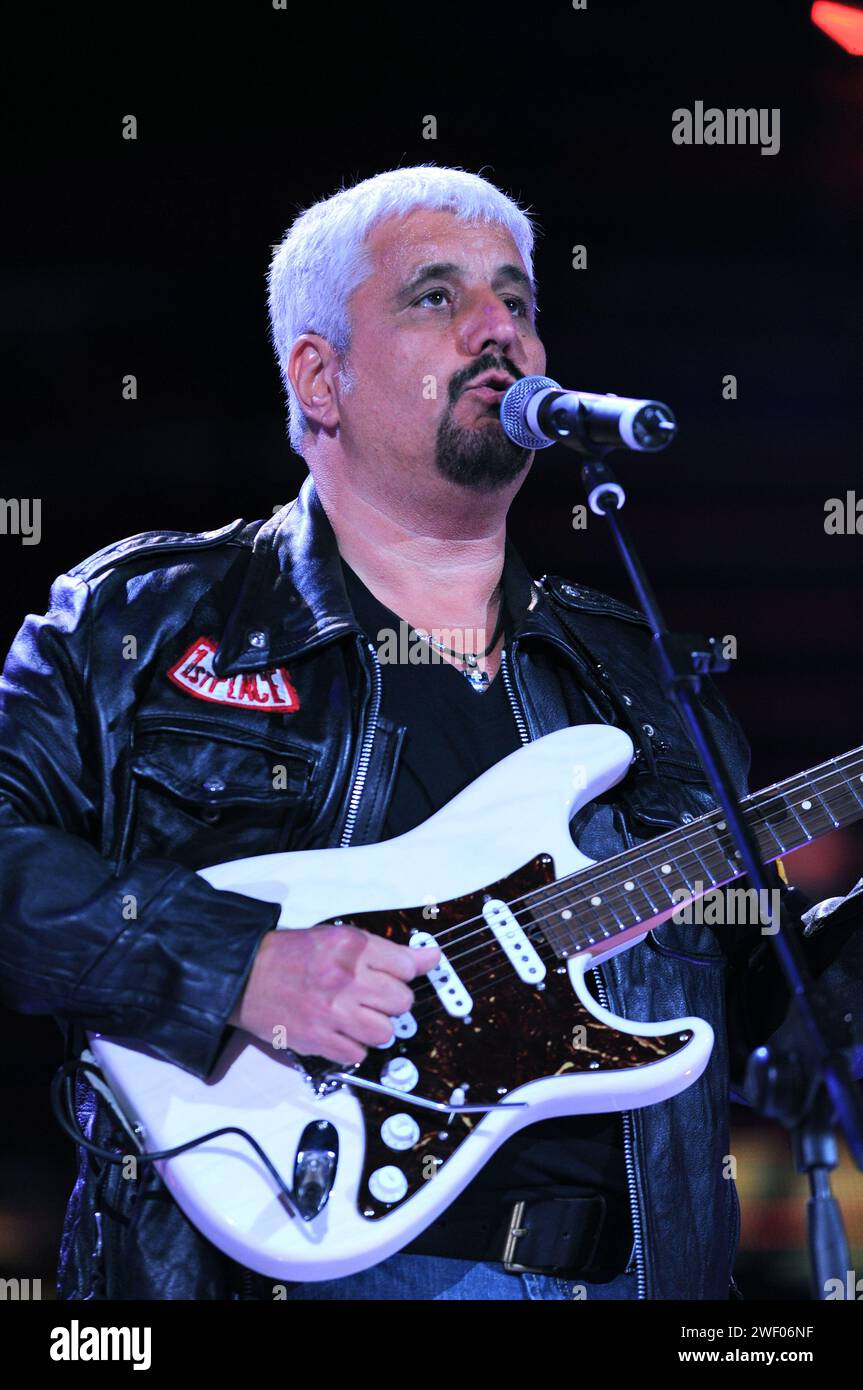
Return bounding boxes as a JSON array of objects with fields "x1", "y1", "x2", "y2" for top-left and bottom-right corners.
[{"x1": 525, "y1": 746, "x2": 863, "y2": 957}]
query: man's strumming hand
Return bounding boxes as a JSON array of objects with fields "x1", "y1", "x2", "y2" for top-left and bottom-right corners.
[{"x1": 228, "y1": 924, "x2": 441, "y2": 1065}]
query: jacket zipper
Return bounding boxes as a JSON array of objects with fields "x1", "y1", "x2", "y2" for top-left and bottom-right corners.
[
  {"x1": 339, "y1": 640, "x2": 383, "y2": 848},
  {"x1": 499, "y1": 646, "x2": 530, "y2": 745},
  {"x1": 501, "y1": 640, "x2": 648, "y2": 1300},
  {"x1": 591, "y1": 968, "x2": 648, "y2": 1300}
]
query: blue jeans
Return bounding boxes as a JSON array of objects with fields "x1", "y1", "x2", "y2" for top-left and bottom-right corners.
[{"x1": 279, "y1": 1253, "x2": 639, "y2": 1300}]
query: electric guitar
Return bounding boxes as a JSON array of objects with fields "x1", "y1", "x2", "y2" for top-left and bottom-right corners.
[{"x1": 86, "y1": 725, "x2": 863, "y2": 1280}]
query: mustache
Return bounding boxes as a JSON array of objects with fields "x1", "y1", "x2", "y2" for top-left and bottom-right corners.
[{"x1": 448, "y1": 355, "x2": 525, "y2": 404}]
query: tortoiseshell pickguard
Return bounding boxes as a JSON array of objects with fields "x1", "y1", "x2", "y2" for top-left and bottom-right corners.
[{"x1": 299, "y1": 853, "x2": 691, "y2": 1220}]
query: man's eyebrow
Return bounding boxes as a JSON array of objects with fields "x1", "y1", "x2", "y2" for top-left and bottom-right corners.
[
  {"x1": 396, "y1": 260, "x2": 536, "y2": 304},
  {"x1": 397, "y1": 262, "x2": 461, "y2": 300},
  {"x1": 491, "y1": 263, "x2": 534, "y2": 299}
]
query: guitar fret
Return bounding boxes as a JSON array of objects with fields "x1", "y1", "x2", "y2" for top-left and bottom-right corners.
[
  {"x1": 646, "y1": 860, "x2": 678, "y2": 907},
  {"x1": 813, "y1": 786, "x2": 839, "y2": 828},
  {"x1": 707, "y1": 820, "x2": 742, "y2": 877},
  {"x1": 751, "y1": 795, "x2": 812, "y2": 856},
  {"x1": 752, "y1": 755, "x2": 863, "y2": 848},
  {"x1": 636, "y1": 879, "x2": 660, "y2": 914},
  {"x1": 530, "y1": 746, "x2": 863, "y2": 961},
  {"x1": 622, "y1": 876, "x2": 657, "y2": 920},
  {"x1": 604, "y1": 900, "x2": 630, "y2": 930},
  {"x1": 540, "y1": 890, "x2": 615, "y2": 953},
  {"x1": 581, "y1": 896, "x2": 620, "y2": 937},
  {"x1": 776, "y1": 791, "x2": 812, "y2": 843},
  {"x1": 686, "y1": 840, "x2": 718, "y2": 886},
  {"x1": 786, "y1": 794, "x2": 835, "y2": 839},
  {"x1": 757, "y1": 813, "x2": 788, "y2": 855},
  {"x1": 676, "y1": 833, "x2": 734, "y2": 913},
  {"x1": 578, "y1": 903, "x2": 615, "y2": 946},
  {"x1": 710, "y1": 843, "x2": 737, "y2": 881},
  {"x1": 839, "y1": 766, "x2": 863, "y2": 812},
  {"x1": 643, "y1": 853, "x2": 697, "y2": 920}
]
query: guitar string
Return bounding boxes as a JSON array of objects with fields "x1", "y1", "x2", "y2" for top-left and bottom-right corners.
[
  {"x1": 409, "y1": 940, "x2": 563, "y2": 1025},
  {"x1": 412, "y1": 756, "x2": 863, "y2": 957},
  {"x1": 508, "y1": 769, "x2": 863, "y2": 955},
  {"x1": 404, "y1": 773, "x2": 863, "y2": 1014},
  {"x1": 426, "y1": 778, "x2": 863, "y2": 1004},
  {"x1": 406, "y1": 921, "x2": 638, "y2": 1026},
  {"x1": 408, "y1": 895, "x2": 842, "y2": 1027},
  {"x1": 321, "y1": 754, "x2": 862, "y2": 1037},
  {"x1": 402, "y1": 774, "x2": 863, "y2": 1018},
  {"x1": 410, "y1": 764, "x2": 863, "y2": 961}
]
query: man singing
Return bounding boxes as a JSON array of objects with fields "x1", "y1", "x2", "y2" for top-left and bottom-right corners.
[{"x1": 1, "y1": 165, "x2": 860, "y2": 1301}]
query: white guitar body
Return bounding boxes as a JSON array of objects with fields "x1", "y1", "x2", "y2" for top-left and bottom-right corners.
[{"x1": 88, "y1": 725, "x2": 714, "y2": 1281}]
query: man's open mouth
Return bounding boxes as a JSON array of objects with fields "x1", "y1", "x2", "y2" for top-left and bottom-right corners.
[
  {"x1": 463, "y1": 384, "x2": 510, "y2": 406},
  {"x1": 461, "y1": 373, "x2": 516, "y2": 408}
]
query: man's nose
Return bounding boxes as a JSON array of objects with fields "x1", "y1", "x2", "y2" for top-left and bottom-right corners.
[{"x1": 460, "y1": 294, "x2": 520, "y2": 359}]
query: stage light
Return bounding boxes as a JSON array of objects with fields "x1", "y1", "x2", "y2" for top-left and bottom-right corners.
[{"x1": 811, "y1": 1, "x2": 863, "y2": 53}]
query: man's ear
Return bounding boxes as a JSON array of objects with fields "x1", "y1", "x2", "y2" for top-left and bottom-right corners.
[{"x1": 288, "y1": 333, "x2": 341, "y2": 431}]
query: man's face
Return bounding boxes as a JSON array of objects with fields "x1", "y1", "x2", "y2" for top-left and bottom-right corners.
[{"x1": 335, "y1": 207, "x2": 547, "y2": 492}]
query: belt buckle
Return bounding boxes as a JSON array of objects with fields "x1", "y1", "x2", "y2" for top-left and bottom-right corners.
[{"x1": 502, "y1": 1200, "x2": 554, "y2": 1275}]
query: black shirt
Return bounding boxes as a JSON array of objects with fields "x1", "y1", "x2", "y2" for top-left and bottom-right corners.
[{"x1": 341, "y1": 559, "x2": 631, "y2": 1257}]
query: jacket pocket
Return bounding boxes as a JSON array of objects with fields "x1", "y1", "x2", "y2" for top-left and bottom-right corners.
[{"x1": 125, "y1": 717, "x2": 316, "y2": 869}]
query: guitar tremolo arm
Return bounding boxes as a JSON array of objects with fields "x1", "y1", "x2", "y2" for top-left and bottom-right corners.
[{"x1": 319, "y1": 1070, "x2": 527, "y2": 1112}]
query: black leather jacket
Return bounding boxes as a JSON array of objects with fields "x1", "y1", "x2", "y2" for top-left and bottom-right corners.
[{"x1": 1, "y1": 474, "x2": 859, "y2": 1300}]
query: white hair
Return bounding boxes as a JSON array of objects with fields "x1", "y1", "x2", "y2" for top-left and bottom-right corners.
[{"x1": 266, "y1": 164, "x2": 539, "y2": 455}]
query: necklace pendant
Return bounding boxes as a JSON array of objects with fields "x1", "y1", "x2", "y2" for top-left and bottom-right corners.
[
  {"x1": 465, "y1": 666, "x2": 490, "y2": 692},
  {"x1": 464, "y1": 652, "x2": 478, "y2": 668}
]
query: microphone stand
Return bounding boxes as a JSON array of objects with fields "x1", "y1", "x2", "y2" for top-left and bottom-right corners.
[{"x1": 564, "y1": 438, "x2": 863, "y2": 1301}]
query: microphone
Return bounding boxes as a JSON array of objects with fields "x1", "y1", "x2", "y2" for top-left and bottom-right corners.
[{"x1": 500, "y1": 375, "x2": 677, "y2": 454}]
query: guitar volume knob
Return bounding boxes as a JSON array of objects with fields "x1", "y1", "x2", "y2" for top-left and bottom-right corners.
[
  {"x1": 380, "y1": 1057, "x2": 419, "y2": 1092},
  {"x1": 381, "y1": 1113, "x2": 421, "y2": 1150},
  {"x1": 368, "y1": 1165, "x2": 409, "y2": 1203}
]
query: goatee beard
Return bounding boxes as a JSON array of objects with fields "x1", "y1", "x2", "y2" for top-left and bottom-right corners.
[{"x1": 434, "y1": 409, "x2": 530, "y2": 491}]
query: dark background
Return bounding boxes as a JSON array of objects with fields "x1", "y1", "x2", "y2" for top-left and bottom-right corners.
[{"x1": 2, "y1": 0, "x2": 861, "y2": 1297}]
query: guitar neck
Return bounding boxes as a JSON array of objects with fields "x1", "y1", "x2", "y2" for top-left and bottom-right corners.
[{"x1": 533, "y1": 745, "x2": 863, "y2": 959}]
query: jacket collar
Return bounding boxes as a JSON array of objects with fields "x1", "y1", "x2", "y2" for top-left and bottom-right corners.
[{"x1": 213, "y1": 473, "x2": 579, "y2": 677}]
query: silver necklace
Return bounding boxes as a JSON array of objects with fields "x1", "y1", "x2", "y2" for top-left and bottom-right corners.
[{"x1": 413, "y1": 595, "x2": 506, "y2": 693}]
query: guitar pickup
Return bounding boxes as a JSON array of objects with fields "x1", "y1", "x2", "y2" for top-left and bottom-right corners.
[
  {"x1": 482, "y1": 898, "x2": 547, "y2": 984},
  {"x1": 410, "y1": 931, "x2": 472, "y2": 1017}
]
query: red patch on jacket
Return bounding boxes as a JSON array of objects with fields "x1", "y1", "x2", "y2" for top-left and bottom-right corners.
[{"x1": 167, "y1": 637, "x2": 300, "y2": 712}]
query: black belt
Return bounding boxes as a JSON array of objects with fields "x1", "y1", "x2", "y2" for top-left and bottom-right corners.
[{"x1": 401, "y1": 1194, "x2": 629, "y2": 1278}]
